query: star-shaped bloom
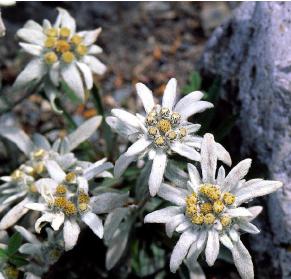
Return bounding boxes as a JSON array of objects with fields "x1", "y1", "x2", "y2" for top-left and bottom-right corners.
[
  {"x1": 14, "y1": 8, "x2": 106, "y2": 108},
  {"x1": 145, "y1": 133, "x2": 282, "y2": 279},
  {"x1": 107, "y1": 78, "x2": 231, "y2": 196},
  {"x1": 26, "y1": 159, "x2": 128, "y2": 251},
  {"x1": 0, "y1": 116, "x2": 102, "y2": 230}
]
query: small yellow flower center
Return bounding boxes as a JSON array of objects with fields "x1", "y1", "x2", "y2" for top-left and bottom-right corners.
[
  {"x1": 200, "y1": 202, "x2": 213, "y2": 214},
  {"x1": 186, "y1": 184, "x2": 237, "y2": 228},
  {"x1": 171, "y1": 112, "x2": 181, "y2": 124},
  {"x1": 204, "y1": 213, "x2": 216, "y2": 225},
  {"x1": 55, "y1": 184, "x2": 67, "y2": 196},
  {"x1": 146, "y1": 115, "x2": 157, "y2": 126},
  {"x1": 60, "y1": 27, "x2": 71, "y2": 38},
  {"x1": 62, "y1": 51, "x2": 75, "y2": 63},
  {"x1": 78, "y1": 191, "x2": 90, "y2": 204},
  {"x1": 220, "y1": 215, "x2": 232, "y2": 227},
  {"x1": 148, "y1": 127, "x2": 159, "y2": 137},
  {"x1": 154, "y1": 136, "x2": 165, "y2": 146},
  {"x1": 166, "y1": 130, "x2": 177, "y2": 140},
  {"x1": 223, "y1": 192, "x2": 236, "y2": 205},
  {"x1": 199, "y1": 184, "x2": 221, "y2": 200},
  {"x1": 160, "y1": 107, "x2": 170, "y2": 117},
  {"x1": 71, "y1": 34, "x2": 83, "y2": 45},
  {"x1": 42, "y1": 27, "x2": 87, "y2": 66},
  {"x1": 78, "y1": 203, "x2": 88, "y2": 212},
  {"x1": 55, "y1": 40, "x2": 70, "y2": 53},
  {"x1": 213, "y1": 200, "x2": 224, "y2": 213},
  {"x1": 191, "y1": 213, "x2": 204, "y2": 225},
  {"x1": 44, "y1": 37, "x2": 57, "y2": 48},
  {"x1": 76, "y1": 44, "x2": 88, "y2": 56},
  {"x1": 45, "y1": 28, "x2": 58, "y2": 37},
  {"x1": 145, "y1": 107, "x2": 185, "y2": 148},
  {"x1": 157, "y1": 119, "x2": 171, "y2": 133},
  {"x1": 64, "y1": 200, "x2": 77, "y2": 216},
  {"x1": 54, "y1": 197, "x2": 67, "y2": 209},
  {"x1": 65, "y1": 172, "x2": 76, "y2": 183},
  {"x1": 44, "y1": 51, "x2": 58, "y2": 64}
]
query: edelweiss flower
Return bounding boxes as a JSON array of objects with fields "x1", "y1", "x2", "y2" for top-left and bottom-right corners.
[
  {"x1": 26, "y1": 159, "x2": 128, "y2": 251},
  {"x1": 145, "y1": 133, "x2": 282, "y2": 279},
  {"x1": 107, "y1": 78, "x2": 231, "y2": 196},
  {"x1": 14, "y1": 8, "x2": 106, "y2": 106},
  {"x1": 15, "y1": 225, "x2": 63, "y2": 279},
  {"x1": 0, "y1": 116, "x2": 102, "y2": 230}
]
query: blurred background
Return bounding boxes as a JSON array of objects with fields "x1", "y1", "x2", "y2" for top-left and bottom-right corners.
[{"x1": 0, "y1": 2, "x2": 289, "y2": 279}]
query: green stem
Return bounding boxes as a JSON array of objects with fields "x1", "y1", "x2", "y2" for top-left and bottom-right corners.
[{"x1": 55, "y1": 99, "x2": 77, "y2": 130}]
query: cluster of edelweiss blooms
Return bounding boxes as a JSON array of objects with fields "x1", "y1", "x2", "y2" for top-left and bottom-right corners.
[{"x1": 0, "y1": 7, "x2": 283, "y2": 279}]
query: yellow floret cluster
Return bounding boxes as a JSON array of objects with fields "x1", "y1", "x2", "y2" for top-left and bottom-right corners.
[
  {"x1": 52, "y1": 184, "x2": 91, "y2": 215},
  {"x1": 185, "y1": 183, "x2": 236, "y2": 228},
  {"x1": 145, "y1": 106, "x2": 187, "y2": 148},
  {"x1": 43, "y1": 27, "x2": 88, "y2": 65},
  {"x1": 53, "y1": 185, "x2": 78, "y2": 216}
]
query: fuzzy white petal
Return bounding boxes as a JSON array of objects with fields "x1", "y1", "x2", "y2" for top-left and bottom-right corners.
[
  {"x1": 215, "y1": 142, "x2": 232, "y2": 166},
  {"x1": 165, "y1": 214, "x2": 186, "y2": 237},
  {"x1": 17, "y1": 28, "x2": 46, "y2": 45},
  {"x1": 79, "y1": 28, "x2": 101, "y2": 46},
  {"x1": 56, "y1": 7, "x2": 76, "y2": 33},
  {"x1": 125, "y1": 136, "x2": 151, "y2": 157},
  {"x1": 45, "y1": 160, "x2": 66, "y2": 183},
  {"x1": 158, "y1": 183, "x2": 187, "y2": 206},
  {"x1": 179, "y1": 101, "x2": 213, "y2": 120},
  {"x1": 235, "y1": 180, "x2": 282, "y2": 205},
  {"x1": 171, "y1": 142, "x2": 201, "y2": 161},
  {"x1": 77, "y1": 61, "x2": 93, "y2": 90},
  {"x1": 82, "y1": 211, "x2": 103, "y2": 238},
  {"x1": 238, "y1": 221, "x2": 260, "y2": 234},
  {"x1": 90, "y1": 192, "x2": 128, "y2": 214},
  {"x1": 13, "y1": 59, "x2": 45, "y2": 89},
  {"x1": 114, "y1": 153, "x2": 137, "y2": 178},
  {"x1": 149, "y1": 152, "x2": 167, "y2": 196},
  {"x1": 201, "y1": 133, "x2": 217, "y2": 184},
  {"x1": 222, "y1": 159, "x2": 252, "y2": 192},
  {"x1": 67, "y1": 115, "x2": 102, "y2": 152},
  {"x1": 111, "y1": 109, "x2": 141, "y2": 129},
  {"x1": 170, "y1": 229, "x2": 198, "y2": 273},
  {"x1": 161, "y1": 78, "x2": 177, "y2": 109},
  {"x1": 187, "y1": 163, "x2": 201, "y2": 190},
  {"x1": 135, "y1": 82, "x2": 155, "y2": 113},
  {"x1": 61, "y1": 63, "x2": 85, "y2": 102},
  {"x1": 63, "y1": 219, "x2": 80, "y2": 251},
  {"x1": 205, "y1": 230, "x2": 220, "y2": 266},
  {"x1": 83, "y1": 55, "x2": 106, "y2": 75},
  {"x1": 231, "y1": 240, "x2": 254, "y2": 279},
  {"x1": 174, "y1": 91, "x2": 204, "y2": 113},
  {"x1": 19, "y1": 42, "x2": 42, "y2": 56},
  {"x1": 0, "y1": 198, "x2": 29, "y2": 230},
  {"x1": 144, "y1": 206, "x2": 182, "y2": 223}
]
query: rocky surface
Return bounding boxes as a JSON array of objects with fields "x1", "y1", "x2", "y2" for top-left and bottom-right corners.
[{"x1": 198, "y1": 2, "x2": 291, "y2": 278}]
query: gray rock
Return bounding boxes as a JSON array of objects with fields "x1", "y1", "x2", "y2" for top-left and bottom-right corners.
[{"x1": 198, "y1": 2, "x2": 291, "y2": 278}]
